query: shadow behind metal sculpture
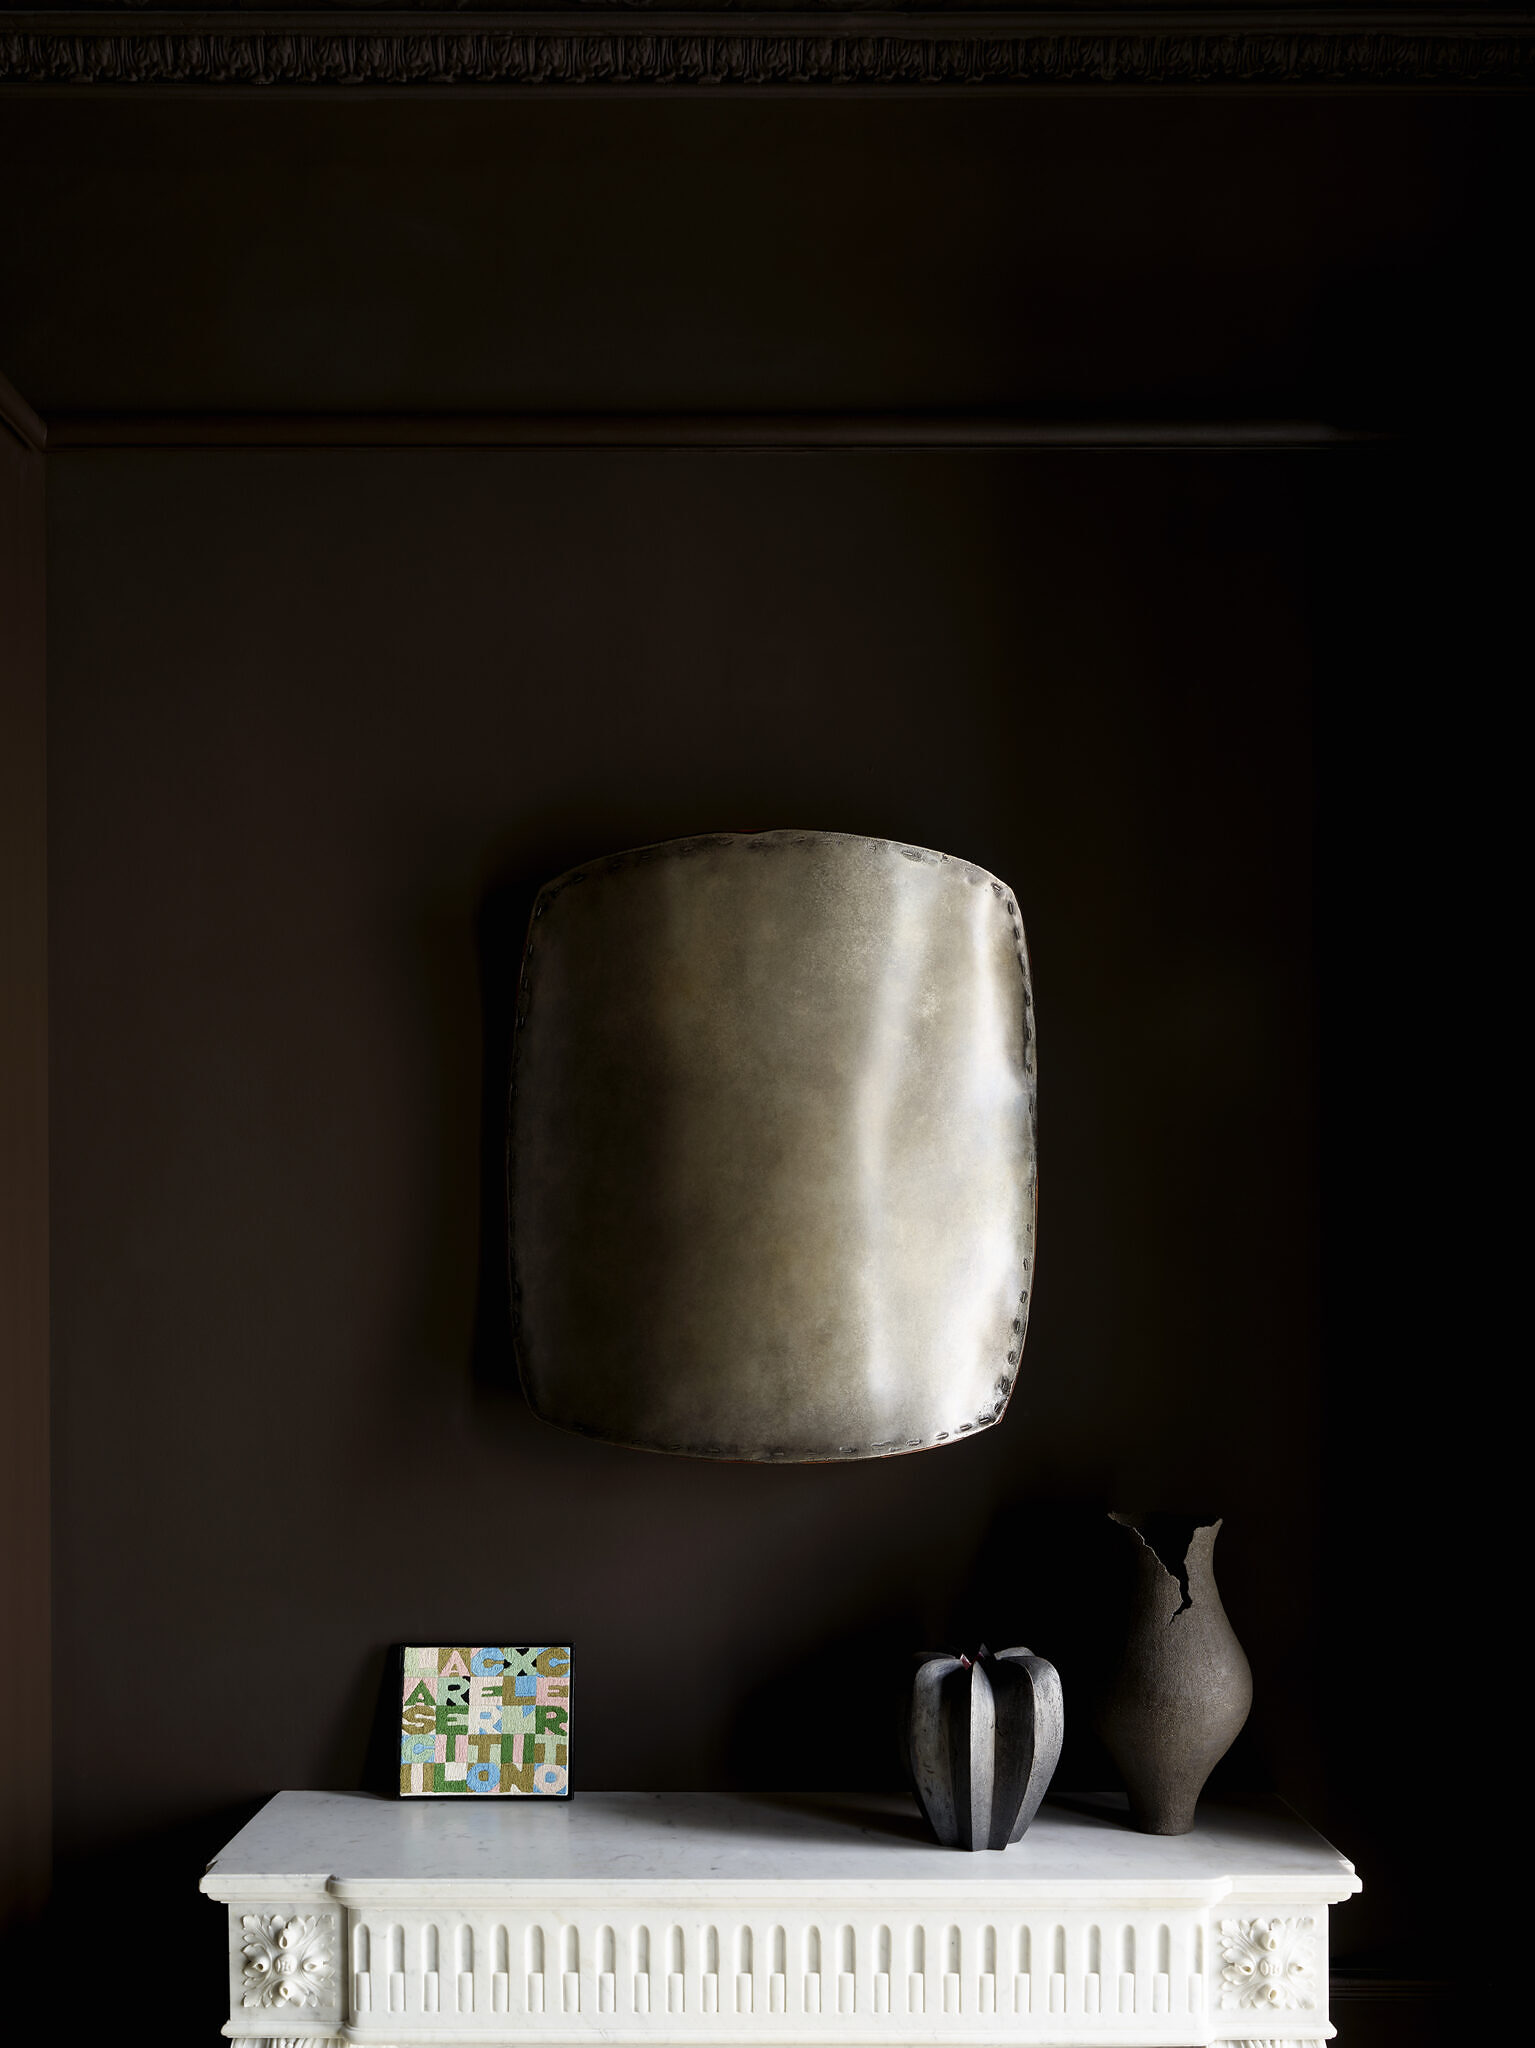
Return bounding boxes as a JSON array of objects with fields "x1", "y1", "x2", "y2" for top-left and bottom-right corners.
[
  {"x1": 1095, "y1": 1513, "x2": 1253, "y2": 1835},
  {"x1": 508, "y1": 830, "x2": 1037, "y2": 1461},
  {"x1": 908, "y1": 1647, "x2": 1064, "y2": 1850}
]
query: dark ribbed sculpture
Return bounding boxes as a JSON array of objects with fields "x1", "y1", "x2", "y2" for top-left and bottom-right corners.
[{"x1": 907, "y1": 1646, "x2": 1064, "y2": 1851}]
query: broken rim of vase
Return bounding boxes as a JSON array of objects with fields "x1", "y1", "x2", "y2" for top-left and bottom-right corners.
[{"x1": 1109, "y1": 1511, "x2": 1223, "y2": 1617}]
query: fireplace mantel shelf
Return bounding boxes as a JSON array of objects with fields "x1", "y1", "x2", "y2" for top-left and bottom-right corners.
[{"x1": 202, "y1": 1790, "x2": 1358, "y2": 2047}]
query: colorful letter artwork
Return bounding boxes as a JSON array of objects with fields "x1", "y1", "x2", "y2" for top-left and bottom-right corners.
[{"x1": 398, "y1": 1646, "x2": 572, "y2": 1798}]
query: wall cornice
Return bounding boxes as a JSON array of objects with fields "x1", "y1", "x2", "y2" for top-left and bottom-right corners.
[
  {"x1": 3, "y1": 7, "x2": 1532, "y2": 91},
  {"x1": 38, "y1": 412, "x2": 1385, "y2": 448}
]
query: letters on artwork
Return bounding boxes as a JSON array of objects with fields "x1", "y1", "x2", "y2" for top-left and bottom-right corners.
[{"x1": 397, "y1": 1645, "x2": 573, "y2": 1797}]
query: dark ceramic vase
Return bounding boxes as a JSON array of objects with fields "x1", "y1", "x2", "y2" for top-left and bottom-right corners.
[{"x1": 1095, "y1": 1513, "x2": 1252, "y2": 1835}]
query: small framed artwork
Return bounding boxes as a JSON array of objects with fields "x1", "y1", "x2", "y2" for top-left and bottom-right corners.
[{"x1": 396, "y1": 1645, "x2": 572, "y2": 1797}]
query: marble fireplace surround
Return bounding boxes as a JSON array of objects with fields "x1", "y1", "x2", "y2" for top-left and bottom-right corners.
[{"x1": 201, "y1": 1790, "x2": 1358, "y2": 2048}]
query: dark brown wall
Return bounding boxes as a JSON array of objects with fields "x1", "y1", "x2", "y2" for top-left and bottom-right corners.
[
  {"x1": 4, "y1": 86, "x2": 1520, "y2": 2041},
  {"x1": 0, "y1": 387, "x2": 49, "y2": 1936},
  {"x1": 1, "y1": 95, "x2": 1526, "y2": 419},
  {"x1": 43, "y1": 436, "x2": 1324, "y2": 1963},
  {"x1": 44, "y1": 436, "x2": 1322, "y2": 1756}
]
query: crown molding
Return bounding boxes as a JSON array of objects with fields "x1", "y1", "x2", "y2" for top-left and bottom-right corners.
[
  {"x1": 3, "y1": 8, "x2": 1532, "y2": 91},
  {"x1": 39, "y1": 412, "x2": 1385, "y2": 448}
]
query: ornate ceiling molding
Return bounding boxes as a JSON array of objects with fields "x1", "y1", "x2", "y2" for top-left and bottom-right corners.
[
  {"x1": 40, "y1": 412, "x2": 1382, "y2": 448},
  {"x1": 2, "y1": 7, "x2": 1531, "y2": 90}
]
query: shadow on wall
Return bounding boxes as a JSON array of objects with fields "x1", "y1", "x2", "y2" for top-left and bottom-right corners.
[
  {"x1": 469, "y1": 854, "x2": 543, "y2": 1395},
  {"x1": 722, "y1": 1498, "x2": 1266, "y2": 1804},
  {"x1": 330, "y1": 1496, "x2": 1249, "y2": 1813}
]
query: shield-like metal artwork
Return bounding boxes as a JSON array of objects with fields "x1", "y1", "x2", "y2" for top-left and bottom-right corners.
[{"x1": 507, "y1": 830, "x2": 1037, "y2": 1461}]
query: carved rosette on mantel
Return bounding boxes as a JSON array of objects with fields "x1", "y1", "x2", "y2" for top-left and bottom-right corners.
[
  {"x1": 2, "y1": 5, "x2": 1533, "y2": 92},
  {"x1": 226, "y1": 1905, "x2": 342, "y2": 2032},
  {"x1": 239, "y1": 1911, "x2": 336, "y2": 2010},
  {"x1": 1216, "y1": 1914, "x2": 1319, "y2": 2014}
]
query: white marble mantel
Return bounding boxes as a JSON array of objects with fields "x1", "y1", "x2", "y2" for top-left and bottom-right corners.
[{"x1": 202, "y1": 1790, "x2": 1358, "y2": 2048}]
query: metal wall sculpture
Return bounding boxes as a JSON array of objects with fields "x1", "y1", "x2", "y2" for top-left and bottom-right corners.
[{"x1": 508, "y1": 829, "x2": 1037, "y2": 1461}]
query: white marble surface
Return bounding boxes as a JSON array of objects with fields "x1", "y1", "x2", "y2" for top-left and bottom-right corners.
[
  {"x1": 202, "y1": 1790, "x2": 1358, "y2": 1903},
  {"x1": 205, "y1": 1796, "x2": 1358, "y2": 2042}
]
